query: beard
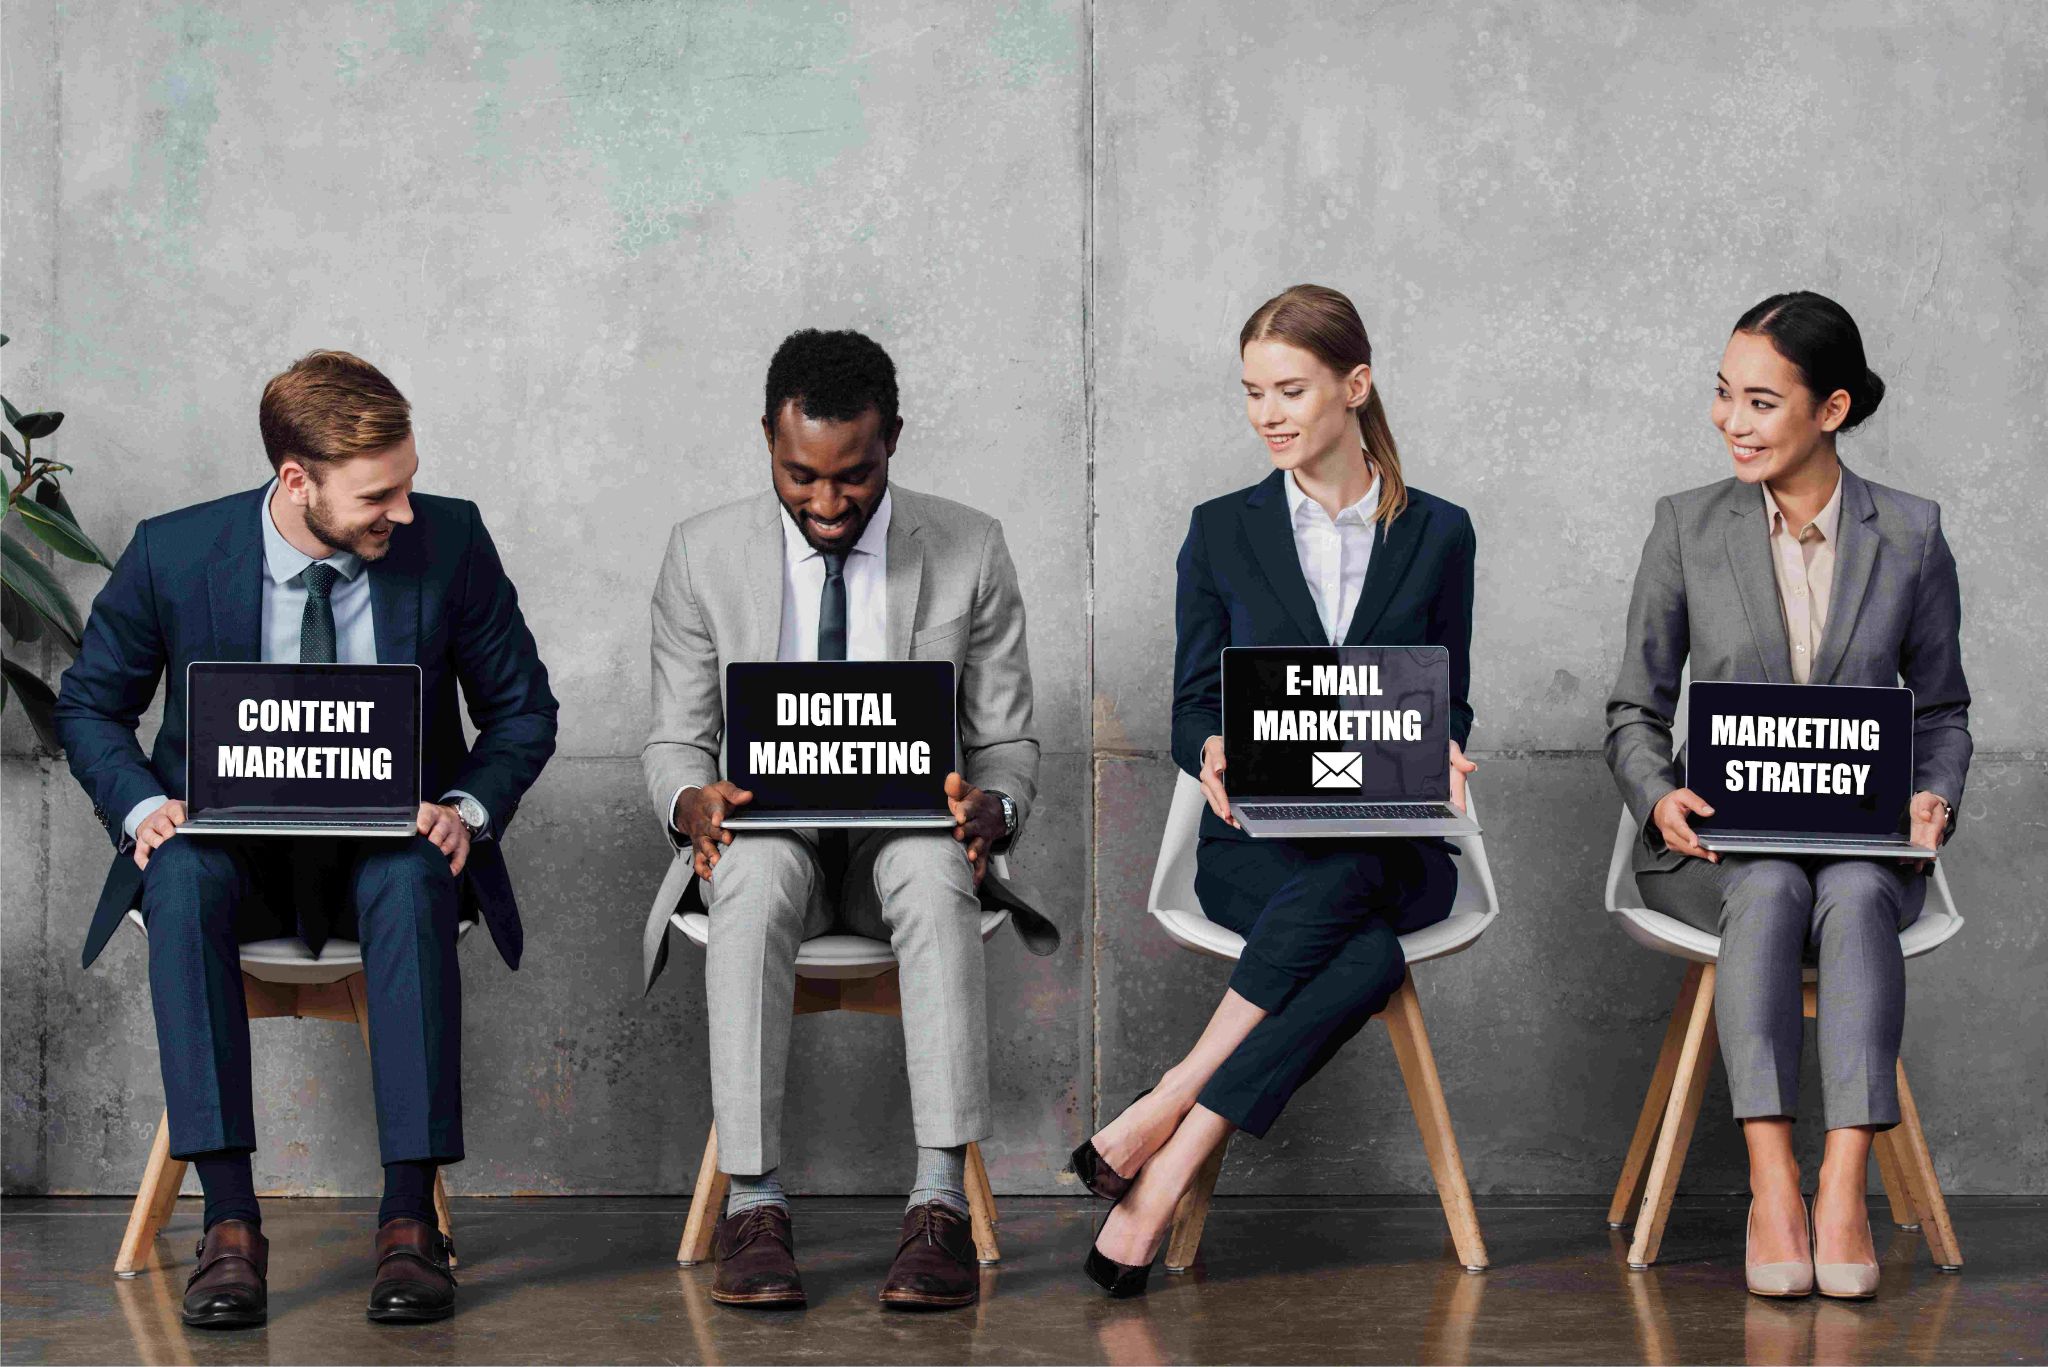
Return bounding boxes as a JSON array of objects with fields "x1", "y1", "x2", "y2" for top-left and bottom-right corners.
[
  {"x1": 304, "y1": 491, "x2": 392, "y2": 561},
  {"x1": 789, "y1": 500, "x2": 874, "y2": 556}
]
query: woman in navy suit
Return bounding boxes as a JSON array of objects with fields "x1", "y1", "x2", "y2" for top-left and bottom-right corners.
[{"x1": 1075, "y1": 285, "x2": 1478, "y2": 1295}]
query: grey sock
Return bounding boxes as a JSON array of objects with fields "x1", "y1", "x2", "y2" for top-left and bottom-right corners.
[
  {"x1": 907, "y1": 1145, "x2": 970, "y2": 1217},
  {"x1": 726, "y1": 1168, "x2": 788, "y2": 1216}
]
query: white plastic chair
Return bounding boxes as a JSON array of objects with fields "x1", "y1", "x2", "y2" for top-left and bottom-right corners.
[
  {"x1": 1601, "y1": 807, "x2": 1965, "y2": 1269},
  {"x1": 666, "y1": 855, "x2": 1014, "y2": 1267},
  {"x1": 114, "y1": 908, "x2": 476, "y2": 1277},
  {"x1": 1144, "y1": 771, "x2": 1500, "y2": 1273}
]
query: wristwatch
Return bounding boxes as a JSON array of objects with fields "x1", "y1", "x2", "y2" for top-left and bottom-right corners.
[
  {"x1": 451, "y1": 794, "x2": 489, "y2": 840},
  {"x1": 988, "y1": 789, "x2": 1018, "y2": 842}
]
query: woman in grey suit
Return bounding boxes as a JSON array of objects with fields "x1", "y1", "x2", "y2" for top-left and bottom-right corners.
[{"x1": 1606, "y1": 292, "x2": 1970, "y2": 1301}]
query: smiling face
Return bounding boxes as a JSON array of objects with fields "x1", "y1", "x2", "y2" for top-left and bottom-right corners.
[
  {"x1": 1240, "y1": 338, "x2": 1370, "y2": 473},
  {"x1": 282, "y1": 434, "x2": 418, "y2": 561},
  {"x1": 1712, "y1": 330, "x2": 1851, "y2": 486},
  {"x1": 764, "y1": 400, "x2": 899, "y2": 554}
]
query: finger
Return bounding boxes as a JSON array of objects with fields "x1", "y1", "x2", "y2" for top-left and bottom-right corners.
[
  {"x1": 716, "y1": 826, "x2": 735, "y2": 846},
  {"x1": 450, "y1": 842, "x2": 468, "y2": 876}
]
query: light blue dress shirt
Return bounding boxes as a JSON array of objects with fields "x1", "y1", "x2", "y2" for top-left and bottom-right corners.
[{"x1": 123, "y1": 482, "x2": 483, "y2": 838}]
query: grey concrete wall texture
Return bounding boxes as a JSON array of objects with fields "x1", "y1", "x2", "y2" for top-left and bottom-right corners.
[{"x1": 3, "y1": 2, "x2": 2042, "y2": 1199}]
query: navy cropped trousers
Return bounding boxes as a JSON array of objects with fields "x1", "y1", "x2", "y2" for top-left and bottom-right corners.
[
  {"x1": 140, "y1": 833, "x2": 464, "y2": 1165},
  {"x1": 1192, "y1": 836, "x2": 1458, "y2": 1137}
]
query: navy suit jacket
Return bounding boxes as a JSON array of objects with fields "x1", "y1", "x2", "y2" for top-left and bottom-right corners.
[
  {"x1": 1172, "y1": 470, "x2": 1478, "y2": 844},
  {"x1": 54, "y1": 484, "x2": 558, "y2": 970}
]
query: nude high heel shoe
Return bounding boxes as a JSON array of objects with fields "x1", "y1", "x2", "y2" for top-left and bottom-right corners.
[
  {"x1": 1745, "y1": 1198, "x2": 1815, "y2": 1298},
  {"x1": 1814, "y1": 1204, "x2": 1881, "y2": 1300}
]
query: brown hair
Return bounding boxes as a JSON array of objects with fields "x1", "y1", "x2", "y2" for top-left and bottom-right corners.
[
  {"x1": 258, "y1": 350, "x2": 411, "y2": 473},
  {"x1": 1239, "y1": 284, "x2": 1408, "y2": 524}
]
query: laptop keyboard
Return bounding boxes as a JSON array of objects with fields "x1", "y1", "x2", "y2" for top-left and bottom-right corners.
[{"x1": 1239, "y1": 802, "x2": 1461, "y2": 821}]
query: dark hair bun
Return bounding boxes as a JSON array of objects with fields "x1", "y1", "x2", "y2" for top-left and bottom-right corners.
[{"x1": 1840, "y1": 366, "x2": 1886, "y2": 431}]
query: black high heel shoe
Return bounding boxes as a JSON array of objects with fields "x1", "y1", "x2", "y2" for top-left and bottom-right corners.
[
  {"x1": 1069, "y1": 1090, "x2": 1153, "y2": 1203},
  {"x1": 1084, "y1": 1207, "x2": 1159, "y2": 1299}
]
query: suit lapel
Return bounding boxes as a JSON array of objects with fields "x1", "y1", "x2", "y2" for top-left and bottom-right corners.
[
  {"x1": 1810, "y1": 466, "x2": 1879, "y2": 685},
  {"x1": 205, "y1": 488, "x2": 268, "y2": 660},
  {"x1": 1243, "y1": 473, "x2": 1328, "y2": 644},
  {"x1": 368, "y1": 554, "x2": 421, "y2": 665},
  {"x1": 1343, "y1": 504, "x2": 1422, "y2": 645},
  {"x1": 744, "y1": 495, "x2": 786, "y2": 660},
  {"x1": 885, "y1": 493, "x2": 924, "y2": 660},
  {"x1": 1723, "y1": 485, "x2": 1792, "y2": 684}
]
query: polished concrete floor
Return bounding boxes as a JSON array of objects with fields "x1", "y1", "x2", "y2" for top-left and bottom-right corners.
[{"x1": 2, "y1": 1195, "x2": 2042, "y2": 1365}]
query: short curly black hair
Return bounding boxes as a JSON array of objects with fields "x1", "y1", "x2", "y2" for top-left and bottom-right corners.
[{"x1": 764, "y1": 328, "x2": 899, "y2": 430}]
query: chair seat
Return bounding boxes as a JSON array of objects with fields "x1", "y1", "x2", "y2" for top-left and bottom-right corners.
[
  {"x1": 123, "y1": 908, "x2": 478, "y2": 985},
  {"x1": 671, "y1": 909, "x2": 1011, "y2": 980}
]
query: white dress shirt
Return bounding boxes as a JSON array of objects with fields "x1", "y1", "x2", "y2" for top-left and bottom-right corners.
[
  {"x1": 1285, "y1": 469, "x2": 1380, "y2": 644},
  {"x1": 776, "y1": 489, "x2": 891, "y2": 662},
  {"x1": 670, "y1": 491, "x2": 893, "y2": 830}
]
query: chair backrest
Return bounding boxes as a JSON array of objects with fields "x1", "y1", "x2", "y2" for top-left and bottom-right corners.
[{"x1": 1146, "y1": 769, "x2": 1500, "y2": 933}]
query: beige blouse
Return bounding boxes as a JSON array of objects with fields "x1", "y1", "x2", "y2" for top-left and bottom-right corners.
[{"x1": 1761, "y1": 475, "x2": 1844, "y2": 684}]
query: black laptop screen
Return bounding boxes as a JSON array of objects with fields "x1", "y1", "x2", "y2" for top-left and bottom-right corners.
[
  {"x1": 725, "y1": 661, "x2": 958, "y2": 814},
  {"x1": 186, "y1": 662, "x2": 421, "y2": 815},
  {"x1": 1223, "y1": 646, "x2": 1451, "y2": 801},
  {"x1": 1687, "y1": 681, "x2": 1913, "y2": 836}
]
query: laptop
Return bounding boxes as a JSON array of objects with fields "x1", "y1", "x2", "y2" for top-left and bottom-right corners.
[
  {"x1": 1687, "y1": 680, "x2": 1934, "y2": 859},
  {"x1": 181, "y1": 662, "x2": 421, "y2": 837},
  {"x1": 1223, "y1": 645, "x2": 1480, "y2": 838},
  {"x1": 719, "y1": 660, "x2": 958, "y2": 830}
]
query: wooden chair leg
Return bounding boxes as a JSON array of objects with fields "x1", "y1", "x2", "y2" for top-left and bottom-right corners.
[
  {"x1": 1383, "y1": 972, "x2": 1489, "y2": 1270},
  {"x1": 1890, "y1": 1061, "x2": 1962, "y2": 1269},
  {"x1": 963, "y1": 1141, "x2": 1001, "y2": 1265},
  {"x1": 677, "y1": 1123, "x2": 731, "y2": 1266},
  {"x1": 1626, "y1": 963, "x2": 1718, "y2": 1269},
  {"x1": 115, "y1": 1110, "x2": 188, "y2": 1278},
  {"x1": 1609, "y1": 964, "x2": 1705, "y2": 1229},
  {"x1": 1873, "y1": 1129, "x2": 1920, "y2": 1229},
  {"x1": 1164, "y1": 1135, "x2": 1229, "y2": 1274}
]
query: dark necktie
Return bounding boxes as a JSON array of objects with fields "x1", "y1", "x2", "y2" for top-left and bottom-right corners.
[
  {"x1": 300, "y1": 562, "x2": 342, "y2": 664},
  {"x1": 817, "y1": 551, "x2": 850, "y2": 895}
]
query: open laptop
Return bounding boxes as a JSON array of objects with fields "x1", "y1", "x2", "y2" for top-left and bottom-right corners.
[
  {"x1": 181, "y1": 662, "x2": 421, "y2": 837},
  {"x1": 1224, "y1": 645, "x2": 1480, "y2": 838},
  {"x1": 719, "y1": 660, "x2": 958, "y2": 830},
  {"x1": 1687, "y1": 680, "x2": 1934, "y2": 859}
]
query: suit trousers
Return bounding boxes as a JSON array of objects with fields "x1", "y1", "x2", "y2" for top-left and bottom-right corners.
[
  {"x1": 1192, "y1": 836, "x2": 1458, "y2": 1138},
  {"x1": 701, "y1": 827, "x2": 987, "y2": 1174},
  {"x1": 1638, "y1": 854, "x2": 1926, "y2": 1129},
  {"x1": 140, "y1": 834, "x2": 465, "y2": 1163}
]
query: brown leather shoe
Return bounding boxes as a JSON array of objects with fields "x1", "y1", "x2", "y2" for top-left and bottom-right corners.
[
  {"x1": 711, "y1": 1205, "x2": 805, "y2": 1308},
  {"x1": 879, "y1": 1202, "x2": 979, "y2": 1310},
  {"x1": 182, "y1": 1219, "x2": 268, "y2": 1328},
  {"x1": 367, "y1": 1218, "x2": 457, "y2": 1323}
]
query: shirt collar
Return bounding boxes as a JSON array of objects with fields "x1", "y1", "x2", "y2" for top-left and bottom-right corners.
[
  {"x1": 1761, "y1": 472, "x2": 1844, "y2": 544},
  {"x1": 1285, "y1": 469, "x2": 1381, "y2": 527},
  {"x1": 780, "y1": 488, "x2": 893, "y2": 567},
  {"x1": 261, "y1": 479, "x2": 363, "y2": 586}
]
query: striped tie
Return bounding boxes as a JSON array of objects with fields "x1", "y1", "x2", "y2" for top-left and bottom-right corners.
[{"x1": 300, "y1": 562, "x2": 341, "y2": 663}]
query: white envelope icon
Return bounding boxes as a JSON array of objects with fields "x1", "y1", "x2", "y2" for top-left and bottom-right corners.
[{"x1": 1312, "y1": 751, "x2": 1363, "y2": 788}]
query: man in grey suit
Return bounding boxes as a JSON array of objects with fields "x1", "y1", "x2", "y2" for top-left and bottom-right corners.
[{"x1": 641, "y1": 329, "x2": 1043, "y2": 1311}]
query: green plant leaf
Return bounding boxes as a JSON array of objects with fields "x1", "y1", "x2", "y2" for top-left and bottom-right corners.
[
  {"x1": 2, "y1": 396, "x2": 20, "y2": 428},
  {"x1": 1, "y1": 582, "x2": 45, "y2": 643},
  {"x1": 0, "y1": 334, "x2": 10, "y2": 347},
  {"x1": 0, "y1": 655, "x2": 64, "y2": 752},
  {"x1": 13, "y1": 494, "x2": 111, "y2": 566},
  {"x1": 36, "y1": 478, "x2": 75, "y2": 520},
  {"x1": 13, "y1": 411, "x2": 63, "y2": 440},
  {"x1": 0, "y1": 531, "x2": 83, "y2": 647}
]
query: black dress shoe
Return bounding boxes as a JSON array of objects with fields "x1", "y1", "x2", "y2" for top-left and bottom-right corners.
[
  {"x1": 1069, "y1": 1090, "x2": 1152, "y2": 1202},
  {"x1": 367, "y1": 1218, "x2": 457, "y2": 1323},
  {"x1": 711, "y1": 1206, "x2": 806, "y2": 1308},
  {"x1": 879, "y1": 1203, "x2": 979, "y2": 1310},
  {"x1": 182, "y1": 1220, "x2": 268, "y2": 1329},
  {"x1": 1084, "y1": 1208, "x2": 1157, "y2": 1299}
]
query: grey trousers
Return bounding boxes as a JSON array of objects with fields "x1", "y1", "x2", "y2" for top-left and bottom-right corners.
[
  {"x1": 701, "y1": 826, "x2": 988, "y2": 1174},
  {"x1": 1639, "y1": 855, "x2": 1925, "y2": 1130}
]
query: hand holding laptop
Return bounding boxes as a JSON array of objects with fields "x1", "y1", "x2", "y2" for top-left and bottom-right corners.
[
  {"x1": 944, "y1": 772, "x2": 1004, "y2": 885},
  {"x1": 1197, "y1": 736, "x2": 1239, "y2": 829},
  {"x1": 1652, "y1": 788, "x2": 1721, "y2": 865},
  {"x1": 675, "y1": 782, "x2": 756, "y2": 881},
  {"x1": 1905, "y1": 791, "x2": 1950, "y2": 872},
  {"x1": 132, "y1": 800, "x2": 190, "y2": 871},
  {"x1": 1448, "y1": 740, "x2": 1477, "y2": 814}
]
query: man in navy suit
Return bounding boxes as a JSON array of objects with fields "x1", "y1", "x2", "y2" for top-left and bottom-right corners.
[{"x1": 55, "y1": 351, "x2": 556, "y2": 1328}]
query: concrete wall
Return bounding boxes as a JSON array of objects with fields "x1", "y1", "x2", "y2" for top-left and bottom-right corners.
[{"x1": 3, "y1": 1, "x2": 2042, "y2": 1198}]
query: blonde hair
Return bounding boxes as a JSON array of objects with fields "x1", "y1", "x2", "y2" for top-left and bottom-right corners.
[
  {"x1": 259, "y1": 350, "x2": 411, "y2": 474},
  {"x1": 1240, "y1": 284, "x2": 1408, "y2": 524}
]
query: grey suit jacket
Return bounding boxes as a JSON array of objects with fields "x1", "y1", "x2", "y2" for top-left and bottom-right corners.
[
  {"x1": 1605, "y1": 465, "x2": 1971, "y2": 875},
  {"x1": 639, "y1": 484, "x2": 1044, "y2": 989}
]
